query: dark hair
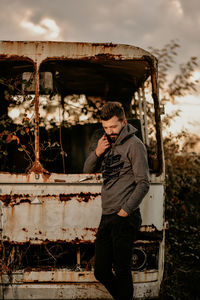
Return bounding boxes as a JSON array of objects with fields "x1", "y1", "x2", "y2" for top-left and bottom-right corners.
[{"x1": 100, "y1": 101, "x2": 126, "y2": 121}]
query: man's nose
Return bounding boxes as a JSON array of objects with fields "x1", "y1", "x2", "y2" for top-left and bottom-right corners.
[{"x1": 107, "y1": 128, "x2": 112, "y2": 135}]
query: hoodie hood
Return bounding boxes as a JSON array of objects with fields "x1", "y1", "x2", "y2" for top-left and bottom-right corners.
[{"x1": 114, "y1": 123, "x2": 138, "y2": 146}]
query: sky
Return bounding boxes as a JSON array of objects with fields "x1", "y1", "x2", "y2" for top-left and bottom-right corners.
[{"x1": 0, "y1": 0, "x2": 200, "y2": 135}]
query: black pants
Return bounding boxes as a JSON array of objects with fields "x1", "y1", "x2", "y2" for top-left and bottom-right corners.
[{"x1": 94, "y1": 209, "x2": 141, "y2": 300}]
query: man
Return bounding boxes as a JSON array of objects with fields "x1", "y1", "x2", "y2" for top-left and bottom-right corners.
[{"x1": 83, "y1": 102, "x2": 149, "y2": 300}]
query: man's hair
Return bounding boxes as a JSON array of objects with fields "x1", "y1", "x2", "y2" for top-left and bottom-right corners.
[{"x1": 100, "y1": 101, "x2": 126, "y2": 121}]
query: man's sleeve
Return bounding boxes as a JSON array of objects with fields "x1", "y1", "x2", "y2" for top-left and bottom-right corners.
[
  {"x1": 83, "y1": 129, "x2": 103, "y2": 173},
  {"x1": 122, "y1": 139, "x2": 150, "y2": 214},
  {"x1": 83, "y1": 151, "x2": 102, "y2": 173}
]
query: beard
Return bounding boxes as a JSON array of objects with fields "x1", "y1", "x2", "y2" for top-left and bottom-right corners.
[{"x1": 106, "y1": 133, "x2": 119, "y2": 143}]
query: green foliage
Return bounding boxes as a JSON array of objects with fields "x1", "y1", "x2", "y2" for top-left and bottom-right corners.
[
  {"x1": 149, "y1": 40, "x2": 199, "y2": 104},
  {"x1": 149, "y1": 41, "x2": 200, "y2": 299},
  {"x1": 159, "y1": 132, "x2": 200, "y2": 299}
]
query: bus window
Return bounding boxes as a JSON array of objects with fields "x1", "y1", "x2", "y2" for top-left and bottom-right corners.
[{"x1": 0, "y1": 58, "x2": 35, "y2": 173}]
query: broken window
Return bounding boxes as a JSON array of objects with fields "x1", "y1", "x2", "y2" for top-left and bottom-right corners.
[{"x1": 0, "y1": 57, "x2": 161, "y2": 175}]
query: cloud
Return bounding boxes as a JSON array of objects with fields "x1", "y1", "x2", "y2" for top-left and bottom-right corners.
[
  {"x1": 0, "y1": 0, "x2": 199, "y2": 60},
  {"x1": 171, "y1": 0, "x2": 183, "y2": 16},
  {"x1": 20, "y1": 11, "x2": 62, "y2": 40},
  {"x1": 0, "y1": 0, "x2": 199, "y2": 134},
  {"x1": 190, "y1": 70, "x2": 200, "y2": 83}
]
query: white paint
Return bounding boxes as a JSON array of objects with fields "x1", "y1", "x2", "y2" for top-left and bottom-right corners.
[{"x1": 0, "y1": 173, "x2": 164, "y2": 243}]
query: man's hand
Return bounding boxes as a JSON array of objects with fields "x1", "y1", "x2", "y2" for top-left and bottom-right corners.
[
  {"x1": 95, "y1": 135, "x2": 110, "y2": 157},
  {"x1": 117, "y1": 209, "x2": 128, "y2": 217}
]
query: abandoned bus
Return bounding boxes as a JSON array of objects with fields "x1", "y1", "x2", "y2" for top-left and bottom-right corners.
[{"x1": 0, "y1": 41, "x2": 165, "y2": 299}]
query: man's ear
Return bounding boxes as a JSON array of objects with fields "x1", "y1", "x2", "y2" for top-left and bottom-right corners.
[{"x1": 123, "y1": 119, "x2": 127, "y2": 125}]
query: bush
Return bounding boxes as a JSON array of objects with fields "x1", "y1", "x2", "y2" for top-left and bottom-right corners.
[{"x1": 159, "y1": 132, "x2": 200, "y2": 300}]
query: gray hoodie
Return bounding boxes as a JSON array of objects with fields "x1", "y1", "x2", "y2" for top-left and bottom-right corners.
[{"x1": 83, "y1": 123, "x2": 150, "y2": 215}]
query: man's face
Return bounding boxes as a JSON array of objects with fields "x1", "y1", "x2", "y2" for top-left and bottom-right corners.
[{"x1": 102, "y1": 116, "x2": 127, "y2": 142}]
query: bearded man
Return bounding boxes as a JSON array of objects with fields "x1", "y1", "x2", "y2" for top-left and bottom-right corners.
[{"x1": 84, "y1": 101, "x2": 149, "y2": 300}]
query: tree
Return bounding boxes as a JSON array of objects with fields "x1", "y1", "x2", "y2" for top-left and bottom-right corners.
[
  {"x1": 148, "y1": 40, "x2": 200, "y2": 299},
  {"x1": 159, "y1": 131, "x2": 200, "y2": 299},
  {"x1": 148, "y1": 40, "x2": 199, "y2": 130}
]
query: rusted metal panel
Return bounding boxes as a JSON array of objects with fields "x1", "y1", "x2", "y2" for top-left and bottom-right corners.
[
  {"x1": 0, "y1": 41, "x2": 156, "y2": 66},
  {"x1": 24, "y1": 269, "x2": 158, "y2": 283},
  {"x1": 0, "y1": 172, "x2": 164, "y2": 299},
  {"x1": 0, "y1": 172, "x2": 164, "y2": 184},
  {"x1": 1, "y1": 194, "x2": 101, "y2": 243},
  {"x1": 0, "y1": 173, "x2": 102, "y2": 184},
  {"x1": 1, "y1": 281, "x2": 161, "y2": 299},
  {"x1": 151, "y1": 68, "x2": 165, "y2": 176},
  {"x1": 1, "y1": 269, "x2": 158, "y2": 284},
  {"x1": 0, "y1": 174, "x2": 164, "y2": 244},
  {"x1": 157, "y1": 228, "x2": 165, "y2": 285},
  {"x1": 2, "y1": 283, "x2": 112, "y2": 299},
  {"x1": 140, "y1": 183, "x2": 164, "y2": 231},
  {"x1": 28, "y1": 68, "x2": 45, "y2": 174}
]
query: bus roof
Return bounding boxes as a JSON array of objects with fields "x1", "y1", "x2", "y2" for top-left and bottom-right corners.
[{"x1": 0, "y1": 41, "x2": 157, "y2": 96}]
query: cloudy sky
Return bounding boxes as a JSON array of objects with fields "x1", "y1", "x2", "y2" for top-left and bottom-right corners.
[{"x1": 0, "y1": 0, "x2": 200, "y2": 134}]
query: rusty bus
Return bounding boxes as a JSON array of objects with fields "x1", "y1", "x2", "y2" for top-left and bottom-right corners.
[{"x1": 0, "y1": 41, "x2": 165, "y2": 299}]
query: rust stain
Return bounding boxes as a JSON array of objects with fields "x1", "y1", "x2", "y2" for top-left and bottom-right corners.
[
  {"x1": 26, "y1": 174, "x2": 31, "y2": 182},
  {"x1": 0, "y1": 194, "x2": 31, "y2": 207},
  {"x1": 78, "y1": 273, "x2": 85, "y2": 277},
  {"x1": 84, "y1": 228, "x2": 97, "y2": 233},
  {"x1": 16, "y1": 198, "x2": 31, "y2": 205},
  {"x1": 91, "y1": 42, "x2": 117, "y2": 48},
  {"x1": 138, "y1": 225, "x2": 163, "y2": 241},
  {"x1": 0, "y1": 194, "x2": 63, "y2": 207},
  {"x1": 41, "y1": 53, "x2": 123, "y2": 65},
  {"x1": 140, "y1": 225, "x2": 158, "y2": 232},
  {"x1": 0, "y1": 195, "x2": 11, "y2": 206},
  {"x1": 28, "y1": 161, "x2": 50, "y2": 175},
  {"x1": 59, "y1": 192, "x2": 100, "y2": 202},
  {"x1": 27, "y1": 67, "x2": 49, "y2": 176},
  {"x1": 151, "y1": 70, "x2": 163, "y2": 176},
  {"x1": 0, "y1": 54, "x2": 34, "y2": 64},
  {"x1": 42, "y1": 171, "x2": 51, "y2": 180},
  {"x1": 0, "y1": 54, "x2": 9, "y2": 59},
  {"x1": 10, "y1": 237, "x2": 97, "y2": 245},
  {"x1": 54, "y1": 179, "x2": 66, "y2": 183},
  {"x1": 88, "y1": 53, "x2": 123, "y2": 61}
]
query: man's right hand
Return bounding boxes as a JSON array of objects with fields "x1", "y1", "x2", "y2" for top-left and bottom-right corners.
[{"x1": 95, "y1": 135, "x2": 110, "y2": 157}]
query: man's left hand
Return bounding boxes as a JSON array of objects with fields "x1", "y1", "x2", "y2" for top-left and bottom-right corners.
[{"x1": 117, "y1": 209, "x2": 128, "y2": 217}]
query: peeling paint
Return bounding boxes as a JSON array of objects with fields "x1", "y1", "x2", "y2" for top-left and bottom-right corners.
[{"x1": 60, "y1": 192, "x2": 101, "y2": 202}]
